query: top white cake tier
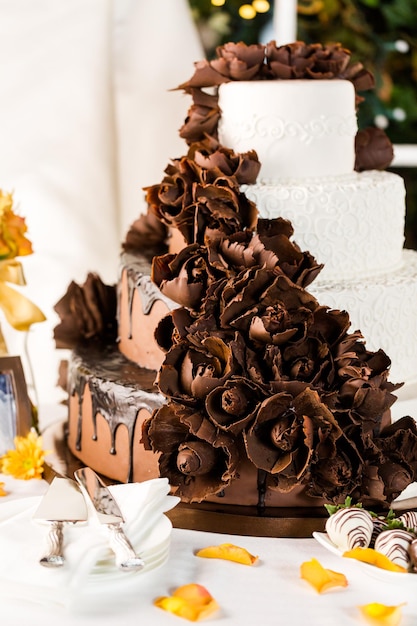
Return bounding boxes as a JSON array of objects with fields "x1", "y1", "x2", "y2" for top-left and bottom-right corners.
[{"x1": 218, "y1": 80, "x2": 358, "y2": 181}]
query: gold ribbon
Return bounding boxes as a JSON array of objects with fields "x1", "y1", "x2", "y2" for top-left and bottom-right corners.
[{"x1": 0, "y1": 259, "x2": 46, "y2": 331}]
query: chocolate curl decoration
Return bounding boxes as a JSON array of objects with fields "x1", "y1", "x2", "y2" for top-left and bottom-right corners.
[
  {"x1": 143, "y1": 403, "x2": 239, "y2": 502},
  {"x1": 355, "y1": 127, "x2": 394, "y2": 171},
  {"x1": 53, "y1": 273, "x2": 117, "y2": 348},
  {"x1": 179, "y1": 89, "x2": 220, "y2": 143},
  {"x1": 122, "y1": 209, "x2": 168, "y2": 261},
  {"x1": 205, "y1": 377, "x2": 263, "y2": 435},
  {"x1": 177, "y1": 42, "x2": 266, "y2": 92},
  {"x1": 257, "y1": 218, "x2": 323, "y2": 288},
  {"x1": 177, "y1": 441, "x2": 217, "y2": 475},
  {"x1": 192, "y1": 146, "x2": 261, "y2": 185},
  {"x1": 155, "y1": 336, "x2": 234, "y2": 405}
]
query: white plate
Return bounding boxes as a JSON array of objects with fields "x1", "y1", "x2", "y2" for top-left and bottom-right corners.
[
  {"x1": 0, "y1": 487, "x2": 175, "y2": 607},
  {"x1": 90, "y1": 516, "x2": 172, "y2": 580},
  {"x1": 312, "y1": 532, "x2": 416, "y2": 583}
]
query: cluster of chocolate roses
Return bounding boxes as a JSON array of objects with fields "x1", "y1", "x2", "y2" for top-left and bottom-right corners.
[
  {"x1": 177, "y1": 40, "x2": 392, "y2": 173},
  {"x1": 139, "y1": 137, "x2": 417, "y2": 506},
  {"x1": 54, "y1": 40, "x2": 416, "y2": 507}
]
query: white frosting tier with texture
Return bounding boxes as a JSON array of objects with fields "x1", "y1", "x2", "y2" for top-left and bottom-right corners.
[
  {"x1": 218, "y1": 80, "x2": 357, "y2": 180},
  {"x1": 310, "y1": 249, "x2": 417, "y2": 386},
  {"x1": 242, "y1": 170, "x2": 406, "y2": 283}
]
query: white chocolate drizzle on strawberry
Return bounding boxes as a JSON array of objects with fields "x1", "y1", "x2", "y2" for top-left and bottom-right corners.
[
  {"x1": 374, "y1": 528, "x2": 414, "y2": 571},
  {"x1": 325, "y1": 507, "x2": 373, "y2": 552},
  {"x1": 397, "y1": 510, "x2": 417, "y2": 532}
]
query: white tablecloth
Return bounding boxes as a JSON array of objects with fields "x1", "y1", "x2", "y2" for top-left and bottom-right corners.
[{"x1": 0, "y1": 472, "x2": 416, "y2": 626}]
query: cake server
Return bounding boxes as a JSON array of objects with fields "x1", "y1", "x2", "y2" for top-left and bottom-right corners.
[
  {"x1": 33, "y1": 476, "x2": 88, "y2": 568},
  {"x1": 74, "y1": 467, "x2": 144, "y2": 571}
]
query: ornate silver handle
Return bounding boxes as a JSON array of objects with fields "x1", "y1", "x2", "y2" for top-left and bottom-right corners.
[
  {"x1": 107, "y1": 523, "x2": 144, "y2": 571},
  {"x1": 40, "y1": 521, "x2": 65, "y2": 568}
]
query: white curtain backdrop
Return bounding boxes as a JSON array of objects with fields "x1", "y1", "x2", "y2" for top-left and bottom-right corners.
[
  {"x1": 114, "y1": 0, "x2": 203, "y2": 235},
  {"x1": 0, "y1": 0, "x2": 203, "y2": 409}
]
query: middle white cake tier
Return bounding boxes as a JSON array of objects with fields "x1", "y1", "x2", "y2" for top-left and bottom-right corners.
[
  {"x1": 310, "y1": 248, "x2": 417, "y2": 388},
  {"x1": 242, "y1": 170, "x2": 405, "y2": 283}
]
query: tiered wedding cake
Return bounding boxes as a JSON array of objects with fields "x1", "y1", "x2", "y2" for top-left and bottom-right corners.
[{"x1": 54, "y1": 42, "x2": 417, "y2": 516}]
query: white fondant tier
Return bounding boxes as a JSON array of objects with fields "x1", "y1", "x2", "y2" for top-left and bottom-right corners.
[
  {"x1": 310, "y1": 249, "x2": 417, "y2": 386},
  {"x1": 242, "y1": 171, "x2": 406, "y2": 283},
  {"x1": 218, "y1": 80, "x2": 357, "y2": 180}
]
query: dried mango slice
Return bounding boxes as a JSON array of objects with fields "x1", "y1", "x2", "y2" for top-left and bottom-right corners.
[
  {"x1": 343, "y1": 547, "x2": 407, "y2": 573},
  {"x1": 196, "y1": 543, "x2": 258, "y2": 565},
  {"x1": 154, "y1": 583, "x2": 219, "y2": 622},
  {"x1": 358, "y1": 602, "x2": 406, "y2": 626},
  {"x1": 0, "y1": 481, "x2": 7, "y2": 496},
  {"x1": 300, "y1": 557, "x2": 348, "y2": 593}
]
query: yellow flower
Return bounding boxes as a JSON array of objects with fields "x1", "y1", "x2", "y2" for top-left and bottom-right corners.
[
  {"x1": 154, "y1": 584, "x2": 219, "y2": 622},
  {"x1": 196, "y1": 543, "x2": 258, "y2": 565},
  {"x1": 300, "y1": 558, "x2": 348, "y2": 593},
  {"x1": 0, "y1": 481, "x2": 7, "y2": 496},
  {"x1": 0, "y1": 190, "x2": 33, "y2": 260},
  {"x1": 358, "y1": 602, "x2": 406, "y2": 626},
  {"x1": 0, "y1": 430, "x2": 50, "y2": 480}
]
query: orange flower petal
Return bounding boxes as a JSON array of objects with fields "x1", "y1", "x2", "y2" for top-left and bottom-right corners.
[
  {"x1": 358, "y1": 602, "x2": 406, "y2": 626},
  {"x1": 196, "y1": 543, "x2": 258, "y2": 565},
  {"x1": 343, "y1": 548, "x2": 407, "y2": 573},
  {"x1": 154, "y1": 584, "x2": 219, "y2": 621},
  {"x1": 300, "y1": 558, "x2": 348, "y2": 593},
  {"x1": 0, "y1": 481, "x2": 7, "y2": 497}
]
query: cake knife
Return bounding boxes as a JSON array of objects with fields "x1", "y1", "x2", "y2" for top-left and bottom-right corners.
[
  {"x1": 74, "y1": 467, "x2": 144, "y2": 571},
  {"x1": 33, "y1": 476, "x2": 88, "y2": 568}
]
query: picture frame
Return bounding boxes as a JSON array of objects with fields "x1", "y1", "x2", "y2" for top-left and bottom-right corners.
[{"x1": 0, "y1": 356, "x2": 32, "y2": 454}]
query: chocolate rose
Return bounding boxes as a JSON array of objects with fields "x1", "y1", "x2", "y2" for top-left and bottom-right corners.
[
  {"x1": 192, "y1": 145, "x2": 261, "y2": 185},
  {"x1": 373, "y1": 416, "x2": 417, "y2": 498},
  {"x1": 244, "y1": 387, "x2": 342, "y2": 492},
  {"x1": 336, "y1": 336, "x2": 400, "y2": 419},
  {"x1": 308, "y1": 432, "x2": 363, "y2": 502},
  {"x1": 282, "y1": 336, "x2": 334, "y2": 386},
  {"x1": 265, "y1": 41, "x2": 374, "y2": 101},
  {"x1": 355, "y1": 127, "x2": 394, "y2": 171},
  {"x1": 143, "y1": 402, "x2": 239, "y2": 502},
  {"x1": 203, "y1": 231, "x2": 283, "y2": 279},
  {"x1": 54, "y1": 273, "x2": 117, "y2": 348},
  {"x1": 265, "y1": 41, "x2": 323, "y2": 79},
  {"x1": 178, "y1": 42, "x2": 266, "y2": 92},
  {"x1": 145, "y1": 156, "x2": 201, "y2": 229},
  {"x1": 257, "y1": 218, "x2": 323, "y2": 288},
  {"x1": 179, "y1": 88, "x2": 220, "y2": 144},
  {"x1": 219, "y1": 268, "x2": 318, "y2": 342},
  {"x1": 154, "y1": 307, "x2": 194, "y2": 353},
  {"x1": 156, "y1": 336, "x2": 235, "y2": 404},
  {"x1": 146, "y1": 153, "x2": 258, "y2": 245},
  {"x1": 205, "y1": 376, "x2": 264, "y2": 435},
  {"x1": 278, "y1": 307, "x2": 352, "y2": 387},
  {"x1": 152, "y1": 245, "x2": 211, "y2": 310},
  {"x1": 180, "y1": 182, "x2": 258, "y2": 244}
]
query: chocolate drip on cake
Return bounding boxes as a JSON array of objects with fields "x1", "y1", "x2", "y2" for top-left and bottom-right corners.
[
  {"x1": 257, "y1": 469, "x2": 268, "y2": 512},
  {"x1": 68, "y1": 345, "x2": 163, "y2": 482},
  {"x1": 120, "y1": 253, "x2": 177, "y2": 340}
]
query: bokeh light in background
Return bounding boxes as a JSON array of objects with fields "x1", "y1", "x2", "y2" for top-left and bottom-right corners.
[{"x1": 239, "y1": 4, "x2": 256, "y2": 19}]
